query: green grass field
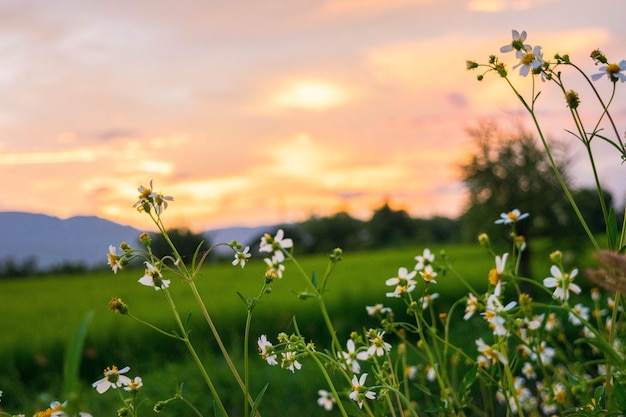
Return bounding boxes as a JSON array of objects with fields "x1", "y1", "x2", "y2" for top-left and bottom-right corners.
[{"x1": 0, "y1": 242, "x2": 557, "y2": 416}]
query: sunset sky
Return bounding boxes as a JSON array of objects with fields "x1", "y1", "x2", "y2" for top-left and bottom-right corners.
[{"x1": 1, "y1": 0, "x2": 625, "y2": 232}]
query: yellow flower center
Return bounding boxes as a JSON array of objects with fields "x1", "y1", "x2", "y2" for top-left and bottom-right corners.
[
  {"x1": 105, "y1": 365, "x2": 120, "y2": 382},
  {"x1": 520, "y1": 52, "x2": 535, "y2": 66},
  {"x1": 488, "y1": 268, "x2": 500, "y2": 286},
  {"x1": 507, "y1": 211, "x2": 519, "y2": 221},
  {"x1": 606, "y1": 63, "x2": 621, "y2": 76}
]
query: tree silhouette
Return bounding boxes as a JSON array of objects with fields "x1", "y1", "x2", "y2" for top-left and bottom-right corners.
[
  {"x1": 458, "y1": 119, "x2": 583, "y2": 275},
  {"x1": 149, "y1": 228, "x2": 209, "y2": 263}
]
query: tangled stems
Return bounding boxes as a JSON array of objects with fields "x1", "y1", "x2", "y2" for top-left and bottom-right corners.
[
  {"x1": 500, "y1": 74, "x2": 600, "y2": 251},
  {"x1": 144, "y1": 210, "x2": 261, "y2": 416}
]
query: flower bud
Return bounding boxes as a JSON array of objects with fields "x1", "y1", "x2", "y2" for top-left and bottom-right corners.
[
  {"x1": 590, "y1": 49, "x2": 608, "y2": 65},
  {"x1": 109, "y1": 297, "x2": 129, "y2": 314},
  {"x1": 549, "y1": 250, "x2": 563, "y2": 264},
  {"x1": 478, "y1": 233, "x2": 490, "y2": 248},
  {"x1": 330, "y1": 248, "x2": 343, "y2": 262},
  {"x1": 139, "y1": 232, "x2": 151, "y2": 247},
  {"x1": 565, "y1": 90, "x2": 580, "y2": 109},
  {"x1": 466, "y1": 60, "x2": 478, "y2": 70}
]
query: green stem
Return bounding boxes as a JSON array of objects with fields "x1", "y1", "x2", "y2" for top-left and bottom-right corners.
[
  {"x1": 244, "y1": 310, "x2": 252, "y2": 417},
  {"x1": 187, "y1": 281, "x2": 260, "y2": 415},
  {"x1": 503, "y1": 77, "x2": 600, "y2": 249},
  {"x1": 308, "y1": 351, "x2": 350, "y2": 417},
  {"x1": 162, "y1": 289, "x2": 229, "y2": 417}
]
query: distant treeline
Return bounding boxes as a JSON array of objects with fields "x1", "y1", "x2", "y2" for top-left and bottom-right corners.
[{"x1": 260, "y1": 203, "x2": 462, "y2": 255}]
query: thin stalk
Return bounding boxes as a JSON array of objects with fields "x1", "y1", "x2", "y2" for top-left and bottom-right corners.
[
  {"x1": 187, "y1": 281, "x2": 260, "y2": 415},
  {"x1": 503, "y1": 77, "x2": 599, "y2": 249},
  {"x1": 162, "y1": 289, "x2": 229, "y2": 417}
]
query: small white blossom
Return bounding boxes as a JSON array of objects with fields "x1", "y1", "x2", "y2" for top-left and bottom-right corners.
[
  {"x1": 419, "y1": 264, "x2": 438, "y2": 284},
  {"x1": 107, "y1": 245, "x2": 122, "y2": 273},
  {"x1": 338, "y1": 339, "x2": 369, "y2": 374},
  {"x1": 317, "y1": 389, "x2": 336, "y2": 411},
  {"x1": 92, "y1": 365, "x2": 132, "y2": 394},
  {"x1": 591, "y1": 60, "x2": 626, "y2": 83},
  {"x1": 414, "y1": 248, "x2": 435, "y2": 270},
  {"x1": 349, "y1": 373, "x2": 376, "y2": 409},
  {"x1": 476, "y1": 338, "x2": 508, "y2": 366},
  {"x1": 366, "y1": 331, "x2": 392, "y2": 357},
  {"x1": 232, "y1": 246, "x2": 251, "y2": 268},
  {"x1": 495, "y1": 209, "x2": 529, "y2": 224},
  {"x1": 569, "y1": 303, "x2": 590, "y2": 326},
  {"x1": 543, "y1": 265, "x2": 581, "y2": 302},
  {"x1": 513, "y1": 45, "x2": 544, "y2": 76},
  {"x1": 138, "y1": 261, "x2": 170, "y2": 290},
  {"x1": 385, "y1": 267, "x2": 418, "y2": 297},
  {"x1": 366, "y1": 303, "x2": 392, "y2": 316},
  {"x1": 257, "y1": 335, "x2": 278, "y2": 366},
  {"x1": 464, "y1": 293, "x2": 479, "y2": 320},
  {"x1": 500, "y1": 30, "x2": 530, "y2": 53},
  {"x1": 281, "y1": 351, "x2": 302, "y2": 372},
  {"x1": 418, "y1": 293, "x2": 439, "y2": 309},
  {"x1": 259, "y1": 229, "x2": 293, "y2": 262}
]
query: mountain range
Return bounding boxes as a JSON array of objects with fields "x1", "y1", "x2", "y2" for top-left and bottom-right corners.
[{"x1": 0, "y1": 211, "x2": 269, "y2": 270}]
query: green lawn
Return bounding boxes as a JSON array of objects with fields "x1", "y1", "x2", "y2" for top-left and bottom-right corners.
[{"x1": 0, "y1": 242, "x2": 555, "y2": 416}]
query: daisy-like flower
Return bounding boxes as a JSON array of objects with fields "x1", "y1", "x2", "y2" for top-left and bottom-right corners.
[
  {"x1": 500, "y1": 30, "x2": 530, "y2": 53},
  {"x1": 543, "y1": 265, "x2": 581, "y2": 302},
  {"x1": 92, "y1": 365, "x2": 132, "y2": 394},
  {"x1": 521, "y1": 362, "x2": 536, "y2": 379},
  {"x1": 34, "y1": 400, "x2": 90, "y2": 417},
  {"x1": 232, "y1": 246, "x2": 251, "y2": 268},
  {"x1": 495, "y1": 209, "x2": 529, "y2": 224},
  {"x1": 513, "y1": 45, "x2": 544, "y2": 76},
  {"x1": 124, "y1": 376, "x2": 143, "y2": 393},
  {"x1": 264, "y1": 256, "x2": 285, "y2": 280},
  {"x1": 259, "y1": 229, "x2": 293, "y2": 262},
  {"x1": 488, "y1": 253, "x2": 509, "y2": 285},
  {"x1": 107, "y1": 245, "x2": 123, "y2": 273},
  {"x1": 338, "y1": 339, "x2": 369, "y2": 374},
  {"x1": 385, "y1": 267, "x2": 418, "y2": 297},
  {"x1": 425, "y1": 364, "x2": 437, "y2": 382},
  {"x1": 132, "y1": 180, "x2": 174, "y2": 214},
  {"x1": 414, "y1": 248, "x2": 435, "y2": 270},
  {"x1": 151, "y1": 191, "x2": 174, "y2": 215},
  {"x1": 483, "y1": 283, "x2": 516, "y2": 336},
  {"x1": 365, "y1": 303, "x2": 392, "y2": 316},
  {"x1": 257, "y1": 335, "x2": 278, "y2": 366},
  {"x1": 366, "y1": 330, "x2": 392, "y2": 357},
  {"x1": 281, "y1": 351, "x2": 302, "y2": 373},
  {"x1": 569, "y1": 303, "x2": 590, "y2": 326},
  {"x1": 317, "y1": 389, "x2": 336, "y2": 411},
  {"x1": 418, "y1": 293, "x2": 439, "y2": 310},
  {"x1": 419, "y1": 264, "x2": 437, "y2": 284},
  {"x1": 591, "y1": 59, "x2": 626, "y2": 83},
  {"x1": 476, "y1": 338, "x2": 508, "y2": 365},
  {"x1": 349, "y1": 373, "x2": 376, "y2": 409},
  {"x1": 464, "y1": 293, "x2": 479, "y2": 320},
  {"x1": 138, "y1": 261, "x2": 170, "y2": 290}
]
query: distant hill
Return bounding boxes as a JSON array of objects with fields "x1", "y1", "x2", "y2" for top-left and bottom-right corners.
[
  {"x1": 0, "y1": 211, "x2": 273, "y2": 271},
  {"x1": 0, "y1": 212, "x2": 142, "y2": 270}
]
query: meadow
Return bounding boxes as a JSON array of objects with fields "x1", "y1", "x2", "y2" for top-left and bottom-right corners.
[{"x1": 0, "y1": 241, "x2": 557, "y2": 416}]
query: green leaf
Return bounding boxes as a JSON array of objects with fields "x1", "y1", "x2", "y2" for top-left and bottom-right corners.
[
  {"x1": 610, "y1": 381, "x2": 626, "y2": 413},
  {"x1": 458, "y1": 364, "x2": 477, "y2": 401},
  {"x1": 251, "y1": 383, "x2": 270, "y2": 416},
  {"x1": 310, "y1": 271, "x2": 317, "y2": 289},
  {"x1": 63, "y1": 311, "x2": 94, "y2": 414}
]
